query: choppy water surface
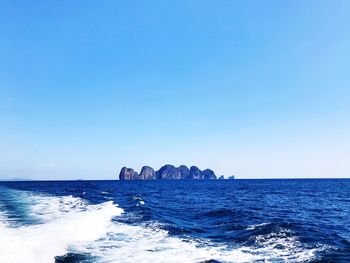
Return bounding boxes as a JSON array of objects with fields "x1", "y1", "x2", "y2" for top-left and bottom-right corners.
[{"x1": 0, "y1": 179, "x2": 349, "y2": 263}]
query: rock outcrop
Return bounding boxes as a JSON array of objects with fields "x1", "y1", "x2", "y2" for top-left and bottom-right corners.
[
  {"x1": 202, "y1": 169, "x2": 216, "y2": 180},
  {"x1": 156, "y1": 165, "x2": 180, "y2": 179},
  {"x1": 119, "y1": 164, "x2": 217, "y2": 180},
  {"x1": 190, "y1": 166, "x2": 202, "y2": 179},
  {"x1": 119, "y1": 167, "x2": 136, "y2": 180},
  {"x1": 178, "y1": 165, "x2": 191, "y2": 179},
  {"x1": 132, "y1": 172, "x2": 141, "y2": 180},
  {"x1": 140, "y1": 166, "x2": 155, "y2": 179}
]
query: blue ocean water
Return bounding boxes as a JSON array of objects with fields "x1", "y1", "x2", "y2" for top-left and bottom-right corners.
[{"x1": 0, "y1": 179, "x2": 349, "y2": 263}]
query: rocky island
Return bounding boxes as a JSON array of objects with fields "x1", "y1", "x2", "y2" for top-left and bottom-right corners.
[{"x1": 119, "y1": 164, "x2": 217, "y2": 180}]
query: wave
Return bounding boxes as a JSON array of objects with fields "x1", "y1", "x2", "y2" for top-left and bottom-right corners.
[
  {"x1": 246, "y1": 222, "x2": 271, "y2": 230},
  {"x1": 0, "y1": 187, "x2": 123, "y2": 263},
  {"x1": 0, "y1": 187, "x2": 325, "y2": 263},
  {"x1": 73, "y1": 221, "x2": 326, "y2": 263}
]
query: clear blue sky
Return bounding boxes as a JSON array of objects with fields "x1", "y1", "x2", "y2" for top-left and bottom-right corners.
[{"x1": 1, "y1": 0, "x2": 349, "y2": 179}]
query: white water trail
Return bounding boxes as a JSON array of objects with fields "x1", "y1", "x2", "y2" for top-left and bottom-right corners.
[
  {"x1": 0, "y1": 187, "x2": 324, "y2": 263},
  {"x1": 0, "y1": 189, "x2": 123, "y2": 263}
]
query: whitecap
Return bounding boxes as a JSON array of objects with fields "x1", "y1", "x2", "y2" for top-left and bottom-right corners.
[
  {"x1": 0, "y1": 188, "x2": 123, "y2": 263},
  {"x1": 0, "y1": 187, "x2": 325, "y2": 263},
  {"x1": 67, "y1": 221, "x2": 325, "y2": 263},
  {"x1": 246, "y1": 222, "x2": 270, "y2": 230}
]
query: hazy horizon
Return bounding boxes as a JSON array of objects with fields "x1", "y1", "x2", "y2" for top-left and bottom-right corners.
[{"x1": 1, "y1": 1, "x2": 349, "y2": 180}]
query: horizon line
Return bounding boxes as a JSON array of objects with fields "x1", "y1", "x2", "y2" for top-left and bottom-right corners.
[{"x1": 1, "y1": 177, "x2": 349, "y2": 182}]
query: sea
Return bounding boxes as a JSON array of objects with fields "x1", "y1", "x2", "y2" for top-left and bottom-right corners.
[{"x1": 0, "y1": 179, "x2": 349, "y2": 263}]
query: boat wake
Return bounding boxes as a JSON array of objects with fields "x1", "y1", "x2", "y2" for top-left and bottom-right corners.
[{"x1": 0, "y1": 186, "x2": 325, "y2": 263}]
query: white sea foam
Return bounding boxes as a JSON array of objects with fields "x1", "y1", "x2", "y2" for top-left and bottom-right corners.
[
  {"x1": 69, "y1": 221, "x2": 324, "y2": 263},
  {"x1": 0, "y1": 189, "x2": 123, "y2": 263},
  {"x1": 132, "y1": 195, "x2": 145, "y2": 206},
  {"x1": 246, "y1": 222, "x2": 270, "y2": 230},
  {"x1": 245, "y1": 227, "x2": 321, "y2": 262},
  {"x1": 0, "y1": 188, "x2": 324, "y2": 263},
  {"x1": 0, "y1": 205, "x2": 8, "y2": 228}
]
